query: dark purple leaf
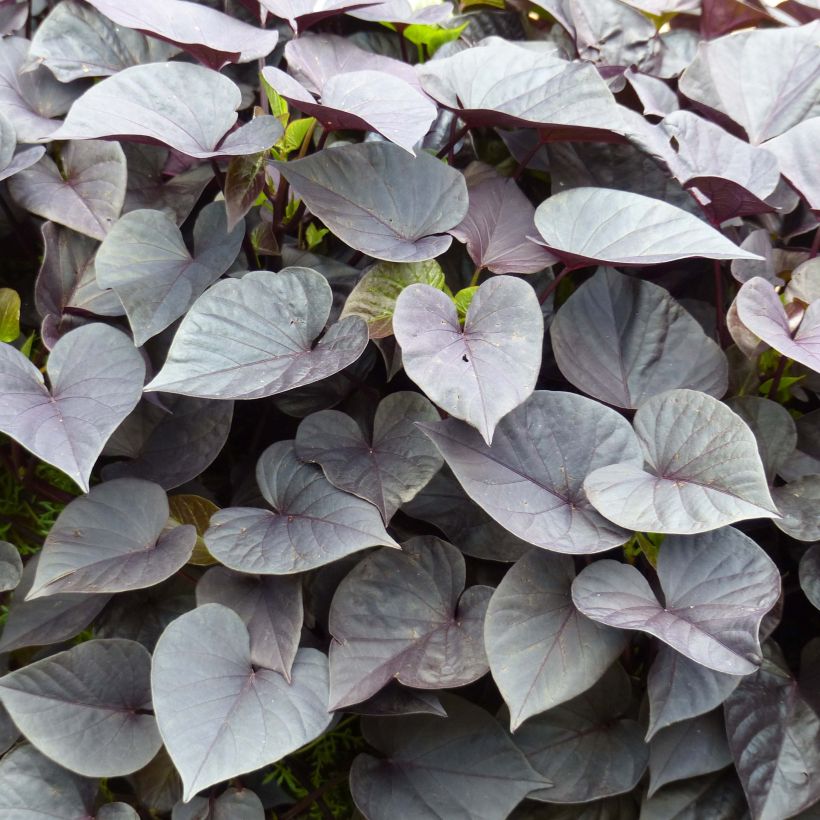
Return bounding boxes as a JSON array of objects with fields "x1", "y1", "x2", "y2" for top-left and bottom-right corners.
[
  {"x1": 584, "y1": 389, "x2": 778, "y2": 533},
  {"x1": 346, "y1": 684, "x2": 446, "y2": 718},
  {"x1": 533, "y1": 188, "x2": 761, "y2": 268},
  {"x1": 146, "y1": 268, "x2": 368, "y2": 400},
  {"x1": 772, "y1": 476, "x2": 820, "y2": 541},
  {"x1": 417, "y1": 40, "x2": 625, "y2": 141},
  {"x1": 679, "y1": 22, "x2": 820, "y2": 144},
  {"x1": 295, "y1": 391, "x2": 442, "y2": 521},
  {"x1": 0, "y1": 540, "x2": 22, "y2": 593},
  {"x1": 28, "y1": 478, "x2": 196, "y2": 597},
  {"x1": 639, "y1": 769, "x2": 750, "y2": 820},
  {"x1": 765, "y1": 118, "x2": 820, "y2": 211},
  {"x1": 172, "y1": 787, "x2": 265, "y2": 820},
  {"x1": 259, "y1": 0, "x2": 380, "y2": 32},
  {"x1": 550, "y1": 267, "x2": 728, "y2": 408},
  {"x1": 53, "y1": 62, "x2": 283, "y2": 159},
  {"x1": 350, "y1": 695, "x2": 550, "y2": 820},
  {"x1": 8, "y1": 140, "x2": 127, "y2": 240},
  {"x1": 513, "y1": 665, "x2": 648, "y2": 804},
  {"x1": 648, "y1": 711, "x2": 732, "y2": 797},
  {"x1": 0, "y1": 557, "x2": 110, "y2": 653},
  {"x1": 275, "y1": 142, "x2": 468, "y2": 262},
  {"x1": 572, "y1": 527, "x2": 781, "y2": 674},
  {"x1": 394, "y1": 276, "x2": 542, "y2": 444},
  {"x1": 0, "y1": 745, "x2": 97, "y2": 819},
  {"x1": 0, "y1": 36, "x2": 85, "y2": 142},
  {"x1": 724, "y1": 643, "x2": 820, "y2": 820},
  {"x1": 661, "y1": 110, "x2": 781, "y2": 222},
  {"x1": 224, "y1": 152, "x2": 265, "y2": 232},
  {"x1": 402, "y1": 467, "x2": 531, "y2": 563},
  {"x1": 736, "y1": 276, "x2": 820, "y2": 373},
  {"x1": 646, "y1": 646, "x2": 742, "y2": 740},
  {"x1": 84, "y1": 0, "x2": 279, "y2": 70},
  {"x1": 485, "y1": 549, "x2": 627, "y2": 730},
  {"x1": 29, "y1": 0, "x2": 178, "y2": 81},
  {"x1": 449, "y1": 164, "x2": 557, "y2": 275},
  {"x1": 799, "y1": 543, "x2": 820, "y2": 610},
  {"x1": 0, "y1": 639, "x2": 161, "y2": 777},
  {"x1": 151, "y1": 603, "x2": 333, "y2": 801},
  {"x1": 95, "y1": 203, "x2": 243, "y2": 345},
  {"x1": 196, "y1": 566, "x2": 303, "y2": 680},
  {"x1": 0, "y1": 109, "x2": 44, "y2": 182},
  {"x1": 262, "y1": 66, "x2": 436, "y2": 154},
  {"x1": 205, "y1": 440, "x2": 399, "y2": 574},
  {"x1": 328, "y1": 535, "x2": 492, "y2": 710},
  {"x1": 419, "y1": 391, "x2": 642, "y2": 553},
  {"x1": 0, "y1": 323, "x2": 145, "y2": 492},
  {"x1": 102, "y1": 395, "x2": 234, "y2": 491}
]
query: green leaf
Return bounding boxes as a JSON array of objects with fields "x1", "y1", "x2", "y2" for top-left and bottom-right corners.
[
  {"x1": 453, "y1": 285, "x2": 478, "y2": 322},
  {"x1": 340, "y1": 260, "x2": 446, "y2": 339},
  {"x1": 168, "y1": 494, "x2": 219, "y2": 566},
  {"x1": 305, "y1": 223, "x2": 329, "y2": 250},
  {"x1": 19, "y1": 331, "x2": 36, "y2": 359},
  {"x1": 0, "y1": 288, "x2": 21, "y2": 343},
  {"x1": 223, "y1": 152, "x2": 266, "y2": 231},
  {"x1": 402, "y1": 22, "x2": 467, "y2": 57},
  {"x1": 262, "y1": 78, "x2": 290, "y2": 130},
  {"x1": 282, "y1": 117, "x2": 316, "y2": 156}
]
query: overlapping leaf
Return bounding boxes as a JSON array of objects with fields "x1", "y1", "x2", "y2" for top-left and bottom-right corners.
[
  {"x1": 29, "y1": 478, "x2": 196, "y2": 597},
  {"x1": 0, "y1": 541, "x2": 22, "y2": 593},
  {"x1": 151, "y1": 603, "x2": 333, "y2": 801},
  {"x1": 146, "y1": 268, "x2": 368, "y2": 400},
  {"x1": 572, "y1": 527, "x2": 781, "y2": 674},
  {"x1": 800, "y1": 544, "x2": 820, "y2": 611},
  {"x1": 0, "y1": 323, "x2": 144, "y2": 492},
  {"x1": 259, "y1": 0, "x2": 380, "y2": 32},
  {"x1": 550, "y1": 268, "x2": 728, "y2": 408},
  {"x1": 95, "y1": 202, "x2": 243, "y2": 345},
  {"x1": 295, "y1": 392, "x2": 442, "y2": 521},
  {"x1": 584, "y1": 389, "x2": 779, "y2": 533},
  {"x1": 420, "y1": 391, "x2": 642, "y2": 553},
  {"x1": 765, "y1": 118, "x2": 820, "y2": 211},
  {"x1": 205, "y1": 441, "x2": 398, "y2": 574},
  {"x1": 0, "y1": 639, "x2": 161, "y2": 776},
  {"x1": 394, "y1": 276, "x2": 542, "y2": 444},
  {"x1": 275, "y1": 142, "x2": 468, "y2": 261},
  {"x1": 0, "y1": 109, "x2": 43, "y2": 183},
  {"x1": 328, "y1": 536, "x2": 492, "y2": 710},
  {"x1": 485, "y1": 549, "x2": 626, "y2": 730},
  {"x1": 53, "y1": 62, "x2": 283, "y2": 159}
]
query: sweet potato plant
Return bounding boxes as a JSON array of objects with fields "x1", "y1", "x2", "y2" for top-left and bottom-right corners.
[{"x1": 0, "y1": 0, "x2": 818, "y2": 817}]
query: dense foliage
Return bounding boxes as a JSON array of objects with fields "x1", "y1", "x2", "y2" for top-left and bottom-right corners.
[{"x1": 0, "y1": 0, "x2": 819, "y2": 817}]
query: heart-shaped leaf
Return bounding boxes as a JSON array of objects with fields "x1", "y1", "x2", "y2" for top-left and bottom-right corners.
[
  {"x1": 533, "y1": 188, "x2": 761, "y2": 268},
  {"x1": 0, "y1": 541, "x2": 22, "y2": 593},
  {"x1": 8, "y1": 140, "x2": 126, "y2": 241},
  {"x1": 485, "y1": 549, "x2": 627, "y2": 731},
  {"x1": 28, "y1": 478, "x2": 196, "y2": 598},
  {"x1": 765, "y1": 118, "x2": 820, "y2": 211},
  {"x1": 648, "y1": 711, "x2": 732, "y2": 797},
  {"x1": 146, "y1": 268, "x2": 368, "y2": 400},
  {"x1": 678, "y1": 22, "x2": 820, "y2": 144},
  {"x1": 328, "y1": 536, "x2": 492, "y2": 710},
  {"x1": 736, "y1": 277, "x2": 820, "y2": 374},
  {"x1": 295, "y1": 392, "x2": 442, "y2": 521},
  {"x1": 724, "y1": 643, "x2": 820, "y2": 820},
  {"x1": 350, "y1": 695, "x2": 551, "y2": 820},
  {"x1": 584, "y1": 389, "x2": 779, "y2": 534},
  {"x1": 550, "y1": 268, "x2": 728, "y2": 408},
  {"x1": 0, "y1": 745, "x2": 97, "y2": 819},
  {"x1": 102, "y1": 395, "x2": 234, "y2": 491},
  {"x1": 646, "y1": 646, "x2": 741, "y2": 740},
  {"x1": 639, "y1": 770, "x2": 749, "y2": 820},
  {"x1": 196, "y1": 566, "x2": 303, "y2": 680},
  {"x1": 30, "y1": 0, "x2": 177, "y2": 81},
  {"x1": 340, "y1": 259, "x2": 445, "y2": 339},
  {"x1": 572, "y1": 527, "x2": 781, "y2": 674},
  {"x1": 800, "y1": 544, "x2": 820, "y2": 611},
  {"x1": 205, "y1": 440, "x2": 399, "y2": 574},
  {"x1": 259, "y1": 0, "x2": 380, "y2": 32},
  {"x1": 772, "y1": 477, "x2": 820, "y2": 541},
  {"x1": 417, "y1": 40, "x2": 624, "y2": 140},
  {"x1": 262, "y1": 66, "x2": 436, "y2": 154},
  {"x1": 0, "y1": 639, "x2": 161, "y2": 776},
  {"x1": 53, "y1": 62, "x2": 283, "y2": 159},
  {"x1": 513, "y1": 665, "x2": 648, "y2": 804},
  {"x1": 85, "y1": 0, "x2": 279, "y2": 70},
  {"x1": 0, "y1": 558, "x2": 110, "y2": 653},
  {"x1": 95, "y1": 203, "x2": 244, "y2": 345},
  {"x1": 151, "y1": 603, "x2": 333, "y2": 801},
  {"x1": 449, "y1": 164, "x2": 557, "y2": 275},
  {"x1": 275, "y1": 142, "x2": 468, "y2": 262},
  {"x1": 0, "y1": 323, "x2": 145, "y2": 492},
  {"x1": 394, "y1": 276, "x2": 542, "y2": 444},
  {"x1": 419, "y1": 391, "x2": 642, "y2": 553}
]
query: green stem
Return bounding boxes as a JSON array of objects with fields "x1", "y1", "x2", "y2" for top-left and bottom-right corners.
[{"x1": 469, "y1": 265, "x2": 483, "y2": 287}]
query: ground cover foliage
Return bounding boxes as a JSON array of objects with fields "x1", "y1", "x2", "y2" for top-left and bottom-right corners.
[{"x1": 0, "y1": 0, "x2": 818, "y2": 816}]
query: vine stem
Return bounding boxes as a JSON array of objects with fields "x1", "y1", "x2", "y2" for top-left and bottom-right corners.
[
  {"x1": 513, "y1": 137, "x2": 545, "y2": 181},
  {"x1": 436, "y1": 123, "x2": 469, "y2": 160},
  {"x1": 810, "y1": 227, "x2": 820, "y2": 260},
  {"x1": 539, "y1": 265, "x2": 569, "y2": 304},
  {"x1": 767, "y1": 355, "x2": 788, "y2": 400},
  {"x1": 713, "y1": 260, "x2": 729, "y2": 348},
  {"x1": 470, "y1": 265, "x2": 483, "y2": 287}
]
